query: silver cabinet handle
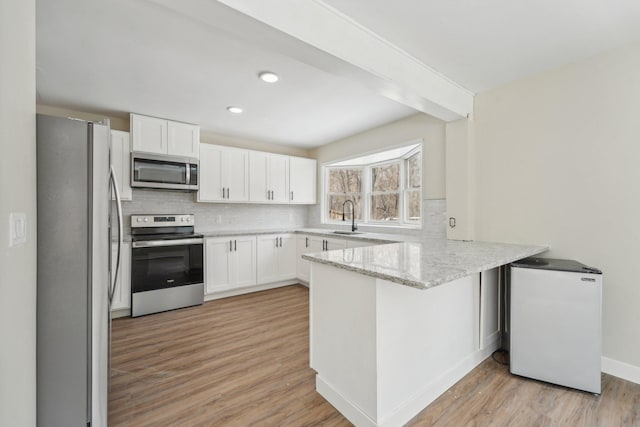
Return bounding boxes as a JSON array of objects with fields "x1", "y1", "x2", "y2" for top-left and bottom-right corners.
[
  {"x1": 305, "y1": 237, "x2": 309, "y2": 248},
  {"x1": 222, "y1": 187, "x2": 225, "y2": 199},
  {"x1": 279, "y1": 237, "x2": 282, "y2": 247},
  {"x1": 275, "y1": 237, "x2": 278, "y2": 247},
  {"x1": 230, "y1": 240, "x2": 233, "y2": 251},
  {"x1": 291, "y1": 191, "x2": 293, "y2": 201},
  {"x1": 234, "y1": 240, "x2": 237, "y2": 251}
]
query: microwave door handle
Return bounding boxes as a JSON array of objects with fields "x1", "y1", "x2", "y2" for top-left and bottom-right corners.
[{"x1": 186, "y1": 163, "x2": 191, "y2": 185}]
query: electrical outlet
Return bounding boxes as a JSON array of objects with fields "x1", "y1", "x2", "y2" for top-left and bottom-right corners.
[{"x1": 9, "y1": 212, "x2": 27, "y2": 247}]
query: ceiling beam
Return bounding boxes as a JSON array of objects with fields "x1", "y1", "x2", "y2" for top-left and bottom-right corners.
[{"x1": 213, "y1": 0, "x2": 474, "y2": 121}]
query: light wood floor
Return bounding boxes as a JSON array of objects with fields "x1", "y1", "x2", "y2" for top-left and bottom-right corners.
[{"x1": 109, "y1": 285, "x2": 640, "y2": 426}]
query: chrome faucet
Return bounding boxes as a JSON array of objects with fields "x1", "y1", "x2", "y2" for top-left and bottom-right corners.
[{"x1": 342, "y1": 200, "x2": 358, "y2": 232}]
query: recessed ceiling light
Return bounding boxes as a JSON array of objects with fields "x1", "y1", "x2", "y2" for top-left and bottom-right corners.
[
  {"x1": 226, "y1": 106, "x2": 243, "y2": 114},
  {"x1": 258, "y1": 71, "x2": 279, "y2": 83}
]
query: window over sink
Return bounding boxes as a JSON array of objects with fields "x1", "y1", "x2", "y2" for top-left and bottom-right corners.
[{"x1": 323, "y1": 142, "x2": 422, "y2": 228}]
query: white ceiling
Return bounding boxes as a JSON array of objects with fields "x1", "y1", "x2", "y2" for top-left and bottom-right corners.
[
  {"x1": 320, "y1": 0, "x2": 640, "y2": 92},
  {"x1": 36, "y1": 0, "x2": 640, "y2": 148},
  {"x1": 35, "y1": 0, "x2": 416, "y2": 148}
]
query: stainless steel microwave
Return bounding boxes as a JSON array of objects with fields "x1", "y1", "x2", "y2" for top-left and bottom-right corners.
[{"x1": 130, "y1": 153, "x2": 199, "y2": 191}]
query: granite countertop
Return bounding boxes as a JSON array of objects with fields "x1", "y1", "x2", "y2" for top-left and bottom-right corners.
[
  {"x1": 302, "y1": 239, "x2": 549, "y2": 290},
  {"x1": 198, "y1": 227, "x2": 414, "y2": 244}
]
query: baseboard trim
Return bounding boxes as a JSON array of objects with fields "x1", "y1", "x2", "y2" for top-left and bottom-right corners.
[
  {"x1": 204, "y1": 280, "x2": 301, "y2": 302},
  {"x1": 602, "y1": 357, "x2": 640, "y2": 385},
  {"x1": 316, "y1": 376, "x2": 377, "y2": 427},
  {"x1": 316, "y1": 341, "x2": 500, "y2": 427},
  {"x1": 111, "y1": 308, "x2": 130, "y2": 319}
]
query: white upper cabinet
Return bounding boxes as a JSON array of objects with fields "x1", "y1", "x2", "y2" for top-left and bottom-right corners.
[
  {"x1": 249, "y1": 152, "x2": 290, "y2": 203},
  {"x1": 198, "y1": 144, "x2": 249, "y2": 202},
  {"x1": 289, "y1": 156, "x2": 316, "y2": 204},
  {"x1": 130, "y1": 113, "x2": 199, "y2": 158},
  {"x1": 198, "y1": 145, "x2": 316, "y2": 205},
  {"x1": 110, "y1": 130, "x2": 132, "y2": 201},
  {"x1": 167, "y1": 121, "x2": 200, "y2": 158}
]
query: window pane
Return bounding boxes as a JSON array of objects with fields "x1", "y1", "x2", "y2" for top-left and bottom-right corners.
[
  {"x1": 327, "y1": 195, "x2": 362, "y2": 221},
  {"x1": 406, "y1": 190, "x2": 421, "y2": 221},
  {"x1": 407, "y1": 153, "x2": 421, "y2": 189},
  {"x1": 370, "y1": 194, "x2": 399, "y2": 221},
  {"x1": 371, "y1": 163, "x2": 399, "y2": 192},
  {"x1": 328, "y1": 168, "x2": 362, "y2": 193}
]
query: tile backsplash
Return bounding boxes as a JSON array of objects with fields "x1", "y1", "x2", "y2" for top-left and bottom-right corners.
[
  {"x1": 306, "y1": 199, "x2": 446, "y2": 239},
  {"x1": 117, "y1": 189, "x2": 309, "y2": 238},
  {"x1": 115, "y1": 190, "x2": 446, "y2": 239}
]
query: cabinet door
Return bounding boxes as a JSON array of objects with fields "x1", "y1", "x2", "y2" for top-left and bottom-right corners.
[
  {"x1": 205, "y1": 238, "x2": 232, "y2": 293},
  {"x1": 296, "y1": 235, "x2": 311, "y2": 282},
  {"x1": 198, "y1": 144, "x2": 225, "y2": 202},
  {"x1": 277, "y1": 234, "x2": 297, "y2": 281},
  {"x1": 167, "y1": 121, "x2": 199, "y2": 158},
  {"x1": 346, "y1": 240, "x2": 375, "y2": 249},
  {"x1": 110, "y1": 130, "x2": 132, "y2": 201},
  {"x1": 326, "y1": 237, "x2": 348, "y2": 251},
  {"x1": 269, "y1": 154, "x2": 290, "y2": 203},
  {"x1": 289, "y1": 157, "x2": 316, "y2": 204},
  {"x1": 225, "y1": 147, "x2": 249, "y2": 202},
  {"x1": 257, "y1": 234, "x2": 279, "y2": 284},
  {"x1": 308, "y1": 236, "x2": 325, "y2": 252},
  {"x1": 249, "y1": 151, "x2": 269, "y2": 202},
  {"x1": 131, "y1": 114, "x2": 168, "y2": 155},
  {"x1": 110, "y1": 242, "x2": 131, "y2": 310},
  {"x1": 231, "y1": 236, "x2": 257, "y2": 287}
]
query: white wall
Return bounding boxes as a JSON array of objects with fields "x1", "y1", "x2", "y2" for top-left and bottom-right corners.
[
  {"x1": 0, "y1": 0, "x2": 37, "y2": 425},
  {"x1": 474, "y1": 43, "x2": 640, "y2": 369},
  {"x1": 311, "y1": 113, "x2": 446, "y2": 200},
  {"x1": 36, "y1": 104, "x2": 312, "y2": 158}
]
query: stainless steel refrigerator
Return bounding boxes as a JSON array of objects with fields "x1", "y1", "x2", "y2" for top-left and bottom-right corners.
[{"x1": 37, "y1": 114, "x2": 123, "y2": 426}]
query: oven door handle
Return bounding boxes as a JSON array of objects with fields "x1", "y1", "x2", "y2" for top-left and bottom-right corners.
[{"x1": 132, "y1": 238, "x2": 204, "y2": 248}]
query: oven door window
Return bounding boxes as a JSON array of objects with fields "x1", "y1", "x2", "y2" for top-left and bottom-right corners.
[
  {"x1": 131, "y1": 243, "x2": 204, "y2": 293},
  {"x1": 133, "y1": 158, "x2": 187, "y2": 185}
]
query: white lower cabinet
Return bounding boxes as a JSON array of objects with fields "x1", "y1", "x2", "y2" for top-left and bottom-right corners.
[
  {"x1": 110, "y1": 242, "x2": 131, "y2": 311},
  {"x1": 346, "y1": 239, "x2": 376, "y2": 249},
  {"x1": 205, "y1": 236, "x2": 256, "y2": 294},
  {"x1": 296, "y1": 235, "x2": 347, "y2": 283},
  {"x1": 257, "y1": 234, "x2": 297, "y2": 284}
]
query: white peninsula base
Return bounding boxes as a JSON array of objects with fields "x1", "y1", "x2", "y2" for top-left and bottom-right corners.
[{"x1": 310, "y1": 263, "x2": 501, "y2": 427}]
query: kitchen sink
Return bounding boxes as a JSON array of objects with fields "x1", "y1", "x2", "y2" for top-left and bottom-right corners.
[{"x1": 333, "y1": 230, "x2": 364, "y2": 235}]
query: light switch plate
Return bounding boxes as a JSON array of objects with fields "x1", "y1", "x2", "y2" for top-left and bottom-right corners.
[{"x1": 9, "y1": 212, "x2": 27, "y2": 247}]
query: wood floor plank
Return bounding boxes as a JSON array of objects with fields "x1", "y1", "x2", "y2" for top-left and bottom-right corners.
[{"x1": 109, "y1": 285, "x2": 640, "y2": 426}]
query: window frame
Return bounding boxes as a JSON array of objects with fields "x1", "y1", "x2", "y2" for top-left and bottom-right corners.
[
  {"x1": 325, "y1": 166, "x2": 364, "y2": 222},
  {"x1": 322, "y1": 142, "x2": 422, "y2": 229}
]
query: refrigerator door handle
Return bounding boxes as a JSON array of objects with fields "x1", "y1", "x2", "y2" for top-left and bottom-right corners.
[{"x1": 109, "y1": 166, "x2": 123, "y2": 304}]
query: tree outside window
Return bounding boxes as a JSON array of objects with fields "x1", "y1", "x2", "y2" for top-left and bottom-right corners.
[
  {"x1": 323, "y1": 143, "x2": 422, "y2": 227},
  {"x1": 405, "y1": 152, "x2": 421, "y2": 222},
  {"x1": 327, "y1": 168, "x2": 362, "y2": 221},
  {"x1": 370, "y1": 162, "x2": 400, "y2": 221}
]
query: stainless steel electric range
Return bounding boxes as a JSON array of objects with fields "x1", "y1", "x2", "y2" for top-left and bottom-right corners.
[{"x1": 130, "y1": 214, "x2": 204, "y2": 317}]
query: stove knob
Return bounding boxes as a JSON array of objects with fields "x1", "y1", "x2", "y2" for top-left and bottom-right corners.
[
  {"x1": 187, "y1": 217, "x2": 192, "y2": 222},
  {"x1": 136, "y1": 218, "x2": 142, "y2": 223},
  {"x1": 180, "y1": 217, "x2": 185, "y2": 222},
  {"x1": 144, "y1": 218, "x2": 149, "y2": 222}
]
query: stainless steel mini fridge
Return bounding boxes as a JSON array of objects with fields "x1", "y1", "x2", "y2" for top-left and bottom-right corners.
[{"x1": 510, "y1": 257, "x2": 602, "y2": 394}]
